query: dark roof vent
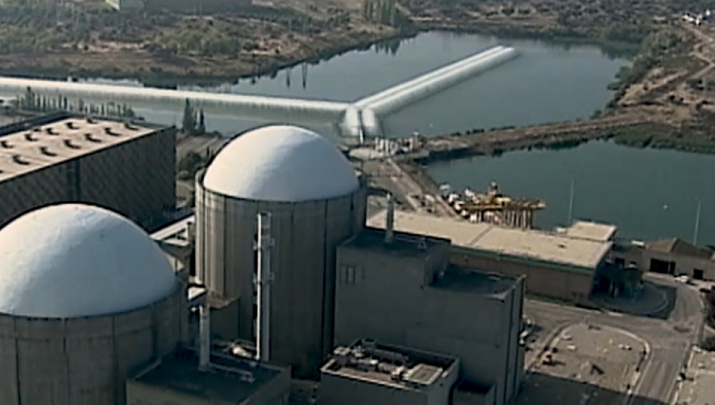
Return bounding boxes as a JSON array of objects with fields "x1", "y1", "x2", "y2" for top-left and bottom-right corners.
[
  {"x1": 84, "y1": 133, "x2": 102, "y2": 143},
  {"x1": 0, "y1": 140, "x2": 12, "y2": 149},
  {"x1": 63, "y1": 139, "x2": 81, "y2": 150},
  {"x1": 66, "y1": 121, "x2": 77, "y2": 130},
  {"x1": 86, "y1": 117, "x2": 96, "y2": 124},
  {"x1": 12, "y1": 155, "x2": 30, "y2": 165},
  {"x1": 24, "y1": 133, "x2": 37, "y2": 142},
  {"x1": 104, "y1": 127, "x2": 120, "y2": 136},
  {"x1": 39, "y1": 146, "x2": 57, "y2": 157},
  {"x1": 32, "y1": 127, "x2": 42, "y2": 132},
  {"x1": 124, "y1": 122, "x2": 139, "y2": 131},
  {"x1": 44, "y1": 127, "x2": 56, "y2": 135}
]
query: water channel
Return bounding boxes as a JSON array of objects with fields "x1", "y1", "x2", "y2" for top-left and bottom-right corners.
[{"x1": 8, "y1": 31, "x2": 709, "y2": 244}]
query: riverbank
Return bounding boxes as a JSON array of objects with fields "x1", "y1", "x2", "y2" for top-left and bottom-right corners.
[{"x1": 0, "y1": 0, "x2": 658, "y2": 85}]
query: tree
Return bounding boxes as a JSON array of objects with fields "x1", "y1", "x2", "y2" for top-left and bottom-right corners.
[
  {"x1": 197, "y1": 108, "x2": 206, "y2": 134},
  {"x1": 182, "y1": 98, "x2": 196, "y2": 134}
]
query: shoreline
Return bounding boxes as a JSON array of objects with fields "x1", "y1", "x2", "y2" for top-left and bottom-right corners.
[{"x1": 0, "y1": 25, "x2": 634, "y2": 87}]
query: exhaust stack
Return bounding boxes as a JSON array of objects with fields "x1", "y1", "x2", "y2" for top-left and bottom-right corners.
[
  {"x1": 385, "y1": 193, "x2": 395, "y2": 244},
  {"x1": 255, "y1": 212, "x2": 274, "y2": 362}
]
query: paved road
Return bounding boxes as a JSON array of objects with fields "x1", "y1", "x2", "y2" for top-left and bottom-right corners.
[{"x1": 524, "y1": 279, "x2": 703, "y2": 405}]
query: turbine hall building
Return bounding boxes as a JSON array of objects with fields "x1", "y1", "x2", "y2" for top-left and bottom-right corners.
[{"x1": 0, "y1": 113, "x2": 176, "y2": 231}]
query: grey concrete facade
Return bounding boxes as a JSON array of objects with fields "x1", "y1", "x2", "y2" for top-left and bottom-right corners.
[
  {"x1": 127, "y1": 348, "x2": 291, "y2": 405},
  {"x1": 195, "y1": 172, "x2": 367, "y2": 378},
  {"x1": 320, "y1": 340, "x2": 460, "y2": 405},
  {"x1": 334, "y1": 229, "x2": 525, "y2": 405},
  {"x1": 0, "y1": 286, "x2": 187, "y2": 405}
]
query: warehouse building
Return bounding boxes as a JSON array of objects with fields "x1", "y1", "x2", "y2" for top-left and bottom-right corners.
[
  {"x1": 320, "y1": 339, "x2": 460, "y2": 405},
  {"x1": 334, "y1": 225, "x2": 525, "y2": 405},
  {"x1": 613, "y1": 237, "x2": 715, "y2": 281},
  {"x1": 367, "y1": 211, "x2": 612, "y2": 303},
  {"x1": 0, "y1": 113, "x2": 176, "y2": 230}
]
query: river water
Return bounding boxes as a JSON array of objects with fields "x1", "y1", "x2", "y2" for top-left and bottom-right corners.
[{"x1": 12, "y1": 31, "x2": 708, "y2": 244}]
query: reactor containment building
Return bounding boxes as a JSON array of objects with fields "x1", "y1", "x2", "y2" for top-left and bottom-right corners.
[
  {"x1": 195, "y1": 125, "x2": 367, "y2": 378},
  {"x1": 0, "y1": 204, "x2": 187, "y2": 405}
]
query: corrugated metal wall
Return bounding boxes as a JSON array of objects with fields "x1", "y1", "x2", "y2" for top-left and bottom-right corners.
[
  {"x1": 0, "y1": 287, "x2": 185, "y2": 405},
  {"x1": 195, "y1": 175, "x2": 367, "y2": 378},
  {"x1": 0, "y1": 127, "x2": 175, "y2": 231}
]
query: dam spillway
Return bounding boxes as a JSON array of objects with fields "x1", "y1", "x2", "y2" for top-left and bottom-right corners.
[{"x1": 0, "y1": 45, "x2": 518, "y2": 137}]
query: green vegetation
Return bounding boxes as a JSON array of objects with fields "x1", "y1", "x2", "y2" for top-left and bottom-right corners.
[
  {"x1": 14, "y1": 86, "x2": 136, "y2": 118},
  {"x1": 611, "y1": 124, "x2": 715, "y2": 154},
  {"x1": 607, "y1": 30, "x2": 684, "y2": 107},
  {"x1": 181, "y1": 99, "x2": 206, "y2": 136},
  {"x1": 177, "y1": 150, "x2": 212, "y2": 181}
]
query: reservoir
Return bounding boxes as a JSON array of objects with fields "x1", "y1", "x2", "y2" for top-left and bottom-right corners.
[{"x1": 12, "y1": 31, "x2": 703, "y2": 244}]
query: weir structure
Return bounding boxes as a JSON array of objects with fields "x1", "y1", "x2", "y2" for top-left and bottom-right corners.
[{"x1": 0, "y1": 46, "x2": 518, "y2": 138}]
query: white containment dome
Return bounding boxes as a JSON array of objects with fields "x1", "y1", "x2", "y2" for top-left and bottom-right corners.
[
  {"x1": 196, "y1": 124, "x2": 367, "y2": 379},
  {"x1": 0, "y1": 203, "x2": 177, "y2": 318},
  {"x1": 202, "y1": 125, "x2": 359, "y2": 201},
  {"x1": 0, "y1": 204, "x2": 186, "y2": 405}
]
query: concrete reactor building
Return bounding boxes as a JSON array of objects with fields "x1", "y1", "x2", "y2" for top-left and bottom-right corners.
[
  {"x1": 0, "y1": 113, "x2": 176, "y2": 231},
  {"x1": 0, "y1": 204, "x2": 186, "y2": 405},
  {"x1": 195, "y1": 125, "x2": 367, "y2": 378}
]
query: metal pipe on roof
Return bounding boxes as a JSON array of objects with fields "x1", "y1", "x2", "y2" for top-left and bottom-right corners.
[{"x1": 255, "y1": 212, "x2": 274, "y2": 363}]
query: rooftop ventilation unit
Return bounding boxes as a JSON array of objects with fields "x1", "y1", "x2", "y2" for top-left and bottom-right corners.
[
  {"x1": 12, "y1": 155, "x2": 30, "y2": 165},
  {"x1": 0, "y1": 140, "x2": 12, "y2": 149},
  {"x1": 86, "y1": 117, "x2": 96, "y2": 124},
  {"x1": 124, "y1": 122, "x2": 139, "y2": 131},
  {"x1": 63, "y1": 139, "x2": 81, "y2": 150},
  {"x1": 84, "y1": 133, "x2": 102, "y2": 143},
  {"x1": 66, "y1": 122, "x2": 77, "y2": 130},
  {"x1": 39, "y1": 146, "x2": 57, "y2": 157},
  {"x1": 24, "y1": 133, "x2": 37, "y2": 142},
  {"x1": 104, "y1": 127, "x2": 120, "y2": 136},
  {"x1": 44, "y1": 127, "x2": 56, "y2": 135}
]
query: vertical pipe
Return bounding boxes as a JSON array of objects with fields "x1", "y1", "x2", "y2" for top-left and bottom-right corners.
[
  {"x1": 385, "y1": 193, "x2": 395, "y2": 243},
  {"x1": 256, "y1": 212, "x2": 273, "y2": 362},
  {"x1": 199, "y1": 303, "x2": 210, "y2": 371}
]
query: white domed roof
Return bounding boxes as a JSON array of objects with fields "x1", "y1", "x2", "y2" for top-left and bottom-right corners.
[
  {"x1": 0, "y1": 204, "x2": 177, "y2": 318},
  {"x1": 202, "y1": 125, "x2": 359, "y2": 202}
]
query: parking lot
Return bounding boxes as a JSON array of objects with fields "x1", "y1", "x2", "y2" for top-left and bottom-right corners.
[{"x1": 517, "y1": 322, "x2": 647, "y2": 405}]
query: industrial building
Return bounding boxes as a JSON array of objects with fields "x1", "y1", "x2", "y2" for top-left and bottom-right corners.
[
  {"x1": 320, "y1": 339, "x2": 460, "y2": 405},
  {"x1": 613, "y1": 237, "x2": 715, "y2": 281},
  {"x1": 0, "y1": 113, "x2": 176, "y2": 231},
  {"x1": 333, "y1": 219, "x2": 525, "y2": 405},
  {"x1": 0, "y1": 204, "x2": 187, "y2": 405},
  {"x1": 195, "y1": 125, "x2": 367, "y2": 378},
  {"x1": 367, "y1": 210, "x2": 613, "y2": 303}
]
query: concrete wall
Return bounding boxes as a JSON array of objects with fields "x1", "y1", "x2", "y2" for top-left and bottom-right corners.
[
  {"x1": 0, "y1": 286, "x2": 186, "y2": 405},
  {"x1": 334, "y1": 245, "x2": 523, "y2": 405},
  {"x1": 320, "y1": 374, "x2": 427, "y2": 405},
  {"x1": 144, "y1": 0, "x2": 252, "y2": 13},
  {"x1": 451, "y1": 251, "x2": 594, "y2": 303},
  {"x1": 612, "y1": 245, "x2": 715, "y2": 281},
  {"x1": 126, "y1": 361, "x2": 291, "y2": 405},
  {"x1": 195, "y1": 174, "x2": 367, "y2": 378},
  {"x1": 0, "y1": 126, "x2": 176, "y2": 231}
]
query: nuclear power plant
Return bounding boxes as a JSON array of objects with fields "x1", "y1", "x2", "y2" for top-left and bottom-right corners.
[{"x1": 0, "y1": 123, "x2": 525, "y2": 405}]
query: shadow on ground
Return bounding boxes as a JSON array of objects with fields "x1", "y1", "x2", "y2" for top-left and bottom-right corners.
[
  {"x1": 516, "y1": 372, "x2": 665, "y2": 405},
  {"x1": 591, "y1": 281, "x2": 677, "y2": 320}
]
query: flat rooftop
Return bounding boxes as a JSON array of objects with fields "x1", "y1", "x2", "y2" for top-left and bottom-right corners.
[
  {"x1": 367, "y1": 210, "x2": 612, "y2": 271},
  {"x1": 322, "y1": 340, "x2": 457, "y2": 391},
  {"x1": 0, "y1": 116, "x2": 161, "y2": 182},
  {"x1": 562, "y1": 221, "x2": 618, "y2": 242},
  {"x1": 431, "y1": 265, "x2": 517, "y2": 297},
  {"x1": 130, "y1": 348, "x2": 286, "y2": 403},
  {"x1": 341, "y1": 226, "x2": 449, "y2": 257}
]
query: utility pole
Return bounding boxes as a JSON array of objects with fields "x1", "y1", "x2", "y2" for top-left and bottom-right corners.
[
  {"x1": 693, "y1": 199, "x2": 702, "y2": 246},
  {"x1": 567, "y1": 179, "x2": 575, "y2": 225}
]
